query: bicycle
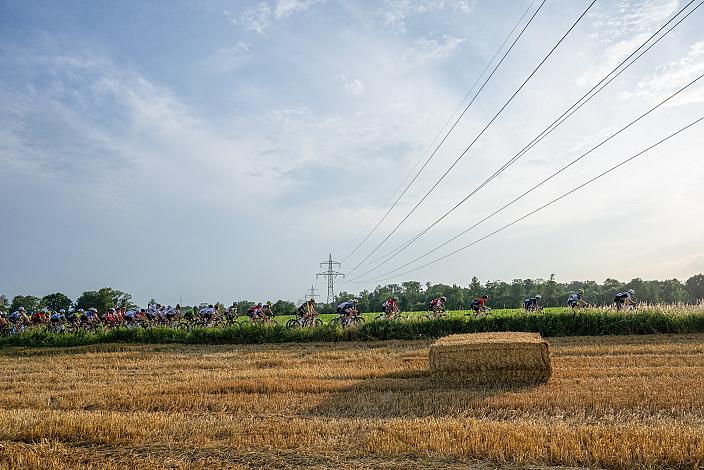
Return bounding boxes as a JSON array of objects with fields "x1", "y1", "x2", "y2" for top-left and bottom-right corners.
[
  {"x1": 286, "y1": 314, "x2": 323, "y2": 329},
  {"x1": 423, "y1": 305, "x2": 446, "y2": 320},
  {"x1": 376, "y1": 307, "x2": 406, "y2": 321},
  {"x1": 330, "y1": 309, "x2": 364, "y2": 328}
]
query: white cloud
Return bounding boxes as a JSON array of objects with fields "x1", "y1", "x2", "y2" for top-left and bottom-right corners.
[
  {"x1": 228, "y1": 0, "x2": 321, "y2": 35},
  {"x1": 378, "y1": 0, "x2": 446, "y2": 33},
  {"x1": 406, "y1": 35, "x2": 466, "y2": 66},
  {"x1": 333, "y1": 73, "x2": 366, "y2": 95},
  {"x1": 344, "y1": 79, "x2": 366, "y2": 95},
  {"x1": 274, "y1": 0, "x2": 319, "y2": 18},
  {"x1": 240, "y1": 3, "x2": 273, "y2": 35},
  {"x1": 578, "y1": 0, "x2": 681, "y2": 86},
  {"x1": 622, "y1": 41, "x2": 704, "y2": 105},
  {"x1": 454, "y1": 0, "x2": 475, "y2": 15}
]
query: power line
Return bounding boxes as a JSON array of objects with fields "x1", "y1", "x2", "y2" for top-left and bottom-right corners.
[
  {"x1": 339, "y1": 0, "x2": 540, "y2": 264},
  {"x1": 348, "y1": 0, "x2": 702, "y2": 280},
  {"x1": 352, "y1": 73, "x2": 704, "y2": 283},
  {"x1": 353, "y1": 115, "x2": 704, "y2": 283},
  {"x1": 345, "y1": 0, "x2": 596, "y2": 277}
]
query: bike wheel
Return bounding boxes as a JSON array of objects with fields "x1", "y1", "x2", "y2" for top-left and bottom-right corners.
[{"x1": 286, "y1": 319, "x2": 299, "y2": 330}]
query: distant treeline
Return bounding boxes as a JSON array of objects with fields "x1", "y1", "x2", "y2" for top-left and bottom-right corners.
[
  {"x1": 333, "y1": 274, "x2": 704, "y2": 312},
  {"x1": 2, "y1": 274, "x2": 703, "y2": 315}
]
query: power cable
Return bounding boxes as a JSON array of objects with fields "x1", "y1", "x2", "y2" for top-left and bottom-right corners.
[
  {"x1": 348, "y1": 0, "x2": 702, "y2": 280},
  {"x1": 353, "y1": 115, "x2": 704, "y2": 283},
  {"x1": 345, "y1": 0, "x2": 597, "y2": 276},
  {"x1": 352, "y1": 73, "x2": 703, "y2": 282},
  {"x1": 339, "y1": 0, "x2": 540, "y2": 263}
]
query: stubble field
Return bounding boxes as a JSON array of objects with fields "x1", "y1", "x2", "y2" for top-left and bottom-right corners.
[{"x1": 1, "y1": 333, "x2": 703, "y2": 469}]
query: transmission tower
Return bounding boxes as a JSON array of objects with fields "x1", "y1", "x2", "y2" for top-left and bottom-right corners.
[
  {"x1": 316, "y1": 254, "x2": 344, "y2": 303},
  {"x1": 306, "y1": 285, "x2": 319, "y2": 302}
]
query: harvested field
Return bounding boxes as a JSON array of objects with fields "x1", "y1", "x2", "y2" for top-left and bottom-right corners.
[{"x1": 1, "y1": 334, "x2": 704, "y2": 469}]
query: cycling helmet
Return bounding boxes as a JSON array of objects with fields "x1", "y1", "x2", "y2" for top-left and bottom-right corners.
[
  {"x1": 59, "y1": 309, "x2": 66, "y2": 313},
  {"x1": 535, "y1": 294, "x2": 542, "y2": 299},
  {"x1": 441, "y1": 296, "x2": 447, "y2": 302},
  {"x1": 78, "y1": 309, "x2": 85, "y2": 313},
  {"x1": 578, "y1": 289, "x2": 584, "y2": 294},
  {"x1": 481, "y1": 295, "x2": 489, "y2": 299},
  {"x1": 310, "y1": 299, "x2": 316, "y2": 304},
  {"x1": 628, "y1": 289, "x2": 635, "y2": 295},
  {"x1": 18, "y1": 307, "x2": 25, "y2": 312}
]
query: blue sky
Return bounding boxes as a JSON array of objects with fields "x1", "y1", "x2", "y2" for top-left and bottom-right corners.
[{"x1": 1, "y1": 0, "x2": 703, "y2": 306}]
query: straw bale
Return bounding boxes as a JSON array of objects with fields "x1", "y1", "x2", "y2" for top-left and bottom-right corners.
[{"x1": 429, "y1": 332, "x2": 551, "y2": 383}]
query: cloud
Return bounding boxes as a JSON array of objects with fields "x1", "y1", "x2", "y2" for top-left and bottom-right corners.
[
  {"x1": 274, "y1": 0, "x2": 319, "y2": 18},
  {"x1": 240, "y1": 3, "x2": 273, "y2": 35},
  {"x1": 377, "y1": 0, "x2": 446, "y2": 33},
  {"x1": 621, "y1": 41, "x2": 704, "y2": 105},
  {"x1": 406, "y1": 35, "x2": 466, "y2": 66},
  {"x1": 344, "y1": 79, "x2": 366, "y2": 95},
  {"x1": 578, "y1": 0, "x2": 681, "y2": 86},
  {"x1": 227, "y1": 0, "x2": 321, "y2": 35},
  {"x1": 454, "y1": 0, "x2": 475, "y2": 15},
  {"x1": 334, "y1": 73, "x2": 366, "y2": 95}
]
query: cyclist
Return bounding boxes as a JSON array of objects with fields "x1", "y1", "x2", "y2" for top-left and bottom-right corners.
[
  {"x1": 31, "y1": 308, "x2": 49, "y2": 326},
  {"x1": 381, "y1": 297, "x2": 400, "y2": 319},
  {"x1": 262, "y1": 301, "x2": 274, "y2": 318},
  {"x1": 470, "y1": 295, "x2": 491, "y2": 316},
  {"x1": 104, "y1": 308, "x2": 119, "y2": 327},
  {"x1": 614, "y1": 289, "x2": 636, "y2": 310},
  {"x1": 199, "y1": 304, "x2": 217, "y2": 324},
  {"x1": 84, "y1": 307, "x2": 100, "y2": 325},
  {"x1": 428, "y1": 296, "x2": 447, "y2": 314},
  {"x1": 226, "y1": 302, "x2": 238, "y2": 321},
  {"x1": 297, "y1": 299, "x2": 317, "y2": 318},
  {"x1": 294, "y1": 299, "x2": 318, "y2": 327},
  {"x1": 567, "y1": 289, "x2": 587, "y2": 309},
  {"x1": 336, "y1": 299, "x2": 359, "y2": 317},
  {"x1": 49, "y1": 310, "x2": 65, "y2": 332},
  {"x1": 68, "y1": 309, "x2": 84, "y2": 327},
  {"x1": 124, "y1": 308, "x2": 139, "y2": 327},
  {"x1": 164, "y1": 305, "x2": 178, "y2": 324},
  {"x1": 9, "y1": 307, "x2": 29, "y2": 329},
  {"x1": 523, "y1": 295, "x2": 542, "y2": 312}
]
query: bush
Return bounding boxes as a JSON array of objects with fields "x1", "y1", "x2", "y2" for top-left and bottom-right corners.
[{"x1": 2, "y1": 309, "x2": 704, "y2": 349}]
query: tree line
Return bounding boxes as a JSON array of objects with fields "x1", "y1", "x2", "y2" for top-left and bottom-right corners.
[
  {"x1": 335, "y1": 274, "x2": 704, "y2": 311},
  {"x1": 1, "y1": 274, "x2": 703, "y2": 316}
]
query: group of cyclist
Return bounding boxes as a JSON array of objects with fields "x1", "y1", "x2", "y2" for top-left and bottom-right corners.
[{"x1": 1, "y1": 288, "x2": 640, "y2": 335}]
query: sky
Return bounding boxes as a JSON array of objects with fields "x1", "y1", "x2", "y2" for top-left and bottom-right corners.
[{"x1": 1, "y1": 0, "x2": 703, "y2": 306}]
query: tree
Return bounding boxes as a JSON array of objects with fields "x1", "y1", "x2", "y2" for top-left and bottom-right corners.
[
  {"x1": 41, "y1": 292, "x2": 72, "y2": 311},
  {"x1": 10, "y1": 295, "x2": 41, "y2": 313},
  {"x1": 467, "y1": 277, "x2": 483, "y2": 298},
  {"x1": 272, "y1": 300, "x2": 296, "y2": 315},
  {"x1": 75, "y1": 288, "x2": 136, "y2": 313},
  {"x1": 686, "y1": 274, "x2": 704, "y2": 302},
  {"x1": 0, "y1": 295, "x2": 8, "y2": 313}
]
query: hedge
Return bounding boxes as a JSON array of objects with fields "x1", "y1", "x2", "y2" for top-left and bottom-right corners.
[{"x1": 2, "y1": 309, "x2": 704, "y2": 349}]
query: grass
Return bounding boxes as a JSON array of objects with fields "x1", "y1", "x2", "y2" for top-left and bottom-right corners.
[
  {"x1": 3, "y1": 305, "x2": 704, "y2": 348},
  {"x1": 0, "y1": 333, "x2": 703, "y2": 468}
]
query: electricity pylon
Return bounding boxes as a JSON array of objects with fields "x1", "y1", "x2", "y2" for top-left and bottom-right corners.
[{"x1": 316, "y1": 254, "x2": 344, "y2": 303}]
